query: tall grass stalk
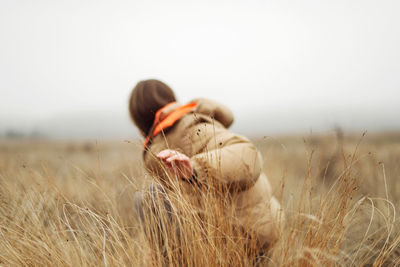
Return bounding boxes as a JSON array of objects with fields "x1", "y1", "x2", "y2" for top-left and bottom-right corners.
[{"x1": 0, "y1": 136, "x2": 399, "y2": 266}]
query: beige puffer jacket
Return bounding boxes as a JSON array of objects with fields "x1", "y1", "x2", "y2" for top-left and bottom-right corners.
[{"x1": 143, "y1": 98, "x2": 283, "y2": 248}]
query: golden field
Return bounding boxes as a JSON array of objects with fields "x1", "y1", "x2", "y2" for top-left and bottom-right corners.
[{"x1": 0, "y1": 131, "x2": 399, "y2": 266}]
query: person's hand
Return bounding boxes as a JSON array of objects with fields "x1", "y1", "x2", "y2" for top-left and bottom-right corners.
[{"x1": 157, "y1": 149, "x2": 194, "y2": 178}]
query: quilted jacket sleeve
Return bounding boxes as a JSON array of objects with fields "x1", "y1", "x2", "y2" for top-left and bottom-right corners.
[
  {"x1": 189, "y1": 128, "x2": 262, "y2": 191},
  {"x1": 192, "y1": 98, "x2": 234, "y2": 129}
]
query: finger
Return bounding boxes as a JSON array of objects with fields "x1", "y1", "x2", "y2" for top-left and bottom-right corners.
[
  {"x1": 166, "y1": 154, "x2": 187, "y2": 163},
  {"x1": 156, "y1": 150, "x2": 170, "y2": 159},
  {"x1": 160, "y1": 160, "x2": 173, "y2": 171},
  {"x1": 167, "y1": 156, "x2": 193, "y2": 174},
  {"x1": 157, "y1": 149, "x2": 175, "y2": 160}
]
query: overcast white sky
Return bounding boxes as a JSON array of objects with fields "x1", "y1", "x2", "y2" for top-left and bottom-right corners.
[{"x1": 1, "y1": 0, "x2": 399, "y2": 137}]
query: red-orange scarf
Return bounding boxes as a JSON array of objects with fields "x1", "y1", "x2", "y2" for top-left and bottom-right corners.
[{"x1": 143, "y1": 102, "x2": 197, "y2": 147}]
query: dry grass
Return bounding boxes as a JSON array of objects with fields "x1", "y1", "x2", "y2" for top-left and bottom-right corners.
[{"x1": 0, "y1": 131, "x2": 399, "y2": 266}]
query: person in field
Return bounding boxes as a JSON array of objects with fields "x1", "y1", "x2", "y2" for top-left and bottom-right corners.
[{"x1": 130, "y1": 79, "x2": 283, "y2": 258}]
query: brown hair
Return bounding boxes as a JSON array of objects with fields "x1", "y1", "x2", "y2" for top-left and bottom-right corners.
[{"x1": 129, "y1": 79, "x2": 176, "y2": 136}]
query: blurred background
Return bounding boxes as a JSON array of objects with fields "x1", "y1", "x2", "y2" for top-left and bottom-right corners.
[{"x1": 1, "y1": 0, "x2": 399, "y2": 140}]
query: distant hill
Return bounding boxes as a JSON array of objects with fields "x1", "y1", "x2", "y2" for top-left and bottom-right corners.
[
  {"x1": 1, "y1": 108, "x2": 400, "y2": 139},
  {"x1": 32, "y1": 110, "x2": 140, "y2": 139}
]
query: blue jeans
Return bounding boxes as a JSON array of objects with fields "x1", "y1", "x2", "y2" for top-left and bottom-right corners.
[{"x1": 133, "y1": 184, "x2": 181, "y2": 264}]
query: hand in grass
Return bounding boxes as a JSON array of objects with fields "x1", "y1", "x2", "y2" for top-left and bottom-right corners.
[{"x1": 157, "y1": 149, "x2": 194, "y2": 179}]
